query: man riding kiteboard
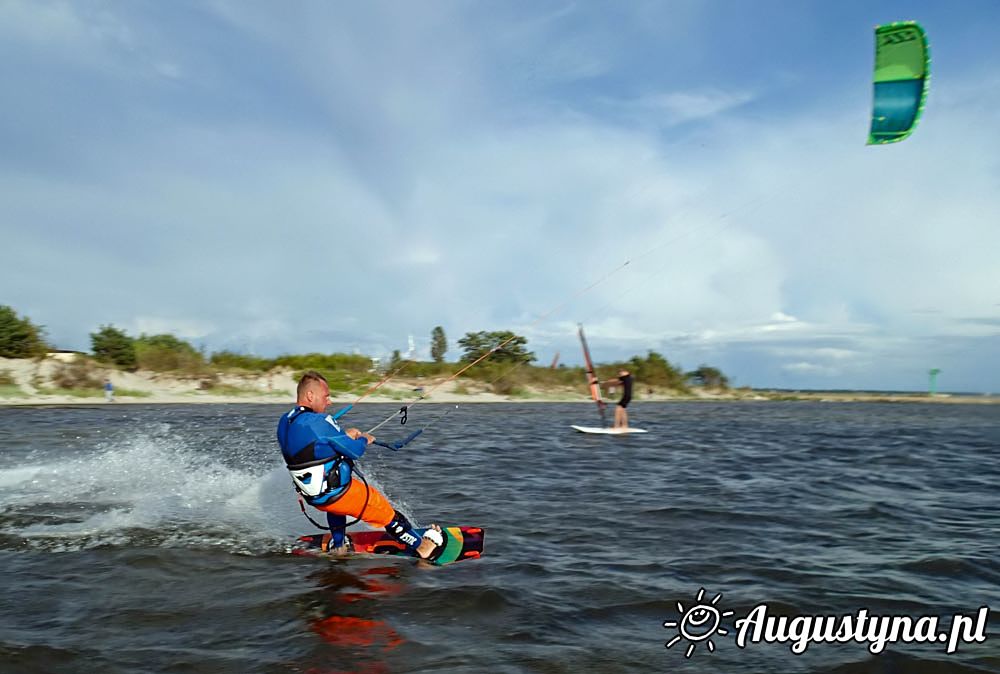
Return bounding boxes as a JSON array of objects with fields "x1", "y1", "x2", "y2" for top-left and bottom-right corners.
[{"x1": 276, "y1": 370, "x2": 444, "y2": 560}]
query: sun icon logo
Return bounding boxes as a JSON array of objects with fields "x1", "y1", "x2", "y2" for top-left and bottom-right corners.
[{"x1": 663, "y1": 588, "x2": 734, "y2": 658}]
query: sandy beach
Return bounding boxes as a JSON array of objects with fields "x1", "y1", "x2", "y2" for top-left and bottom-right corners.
[
  {"x1": 1, "y1": 356, "x2": 997, "y2": 406},
  {"x1": 0, "y1": 355, "x2": 556, "y2": 406}
]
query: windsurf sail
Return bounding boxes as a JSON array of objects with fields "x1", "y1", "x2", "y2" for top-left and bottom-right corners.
[
  {"x1": 868, "y1": 21, "x2": 930, "y2": 145},
  {"x1": 577, "y1": 324, "x2": 607, "y2": 427}
]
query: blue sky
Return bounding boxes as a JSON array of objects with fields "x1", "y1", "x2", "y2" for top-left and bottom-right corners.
[{"x1": 2, "y1": 1, "x2": 999, "y2": 392}]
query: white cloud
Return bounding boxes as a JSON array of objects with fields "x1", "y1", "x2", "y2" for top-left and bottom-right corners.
[
  {"x1": 133, "y1": 317, "x2": 214, "y2": 341},
  {"x1": 0, "y1": 1, "x2": 92, "y2": 45},
  {"x1": 622, "y1": 89, "x2": 756, "y2": 126},
  {"x1": 1, "y1": 4, "x2": 999, "y2": 391},
  {"x1": 782, "y1": 361, "x2": 839, "y2": 376},
  {"x1": 0, "y1": 1, "x2": 138, "y2": 67},
  {"x1": 154, "y1": 62, "x2": 182, "y2": 80}
]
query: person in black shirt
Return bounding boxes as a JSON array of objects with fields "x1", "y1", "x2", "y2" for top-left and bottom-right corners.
[{"x1": 604, "y1": 369, "x2": 633, "y2": 429}]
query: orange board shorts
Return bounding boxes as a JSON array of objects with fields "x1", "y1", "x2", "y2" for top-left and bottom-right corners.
[{"x1": 314, "y1": 477, "x2": 396, "y2": 528}]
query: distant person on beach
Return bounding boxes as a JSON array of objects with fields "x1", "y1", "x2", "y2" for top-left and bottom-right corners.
[
  {"x1": 276, "y1": 370, "x2": 445, "y2": 560},
  {"x1": 103, "y1": 379, "x2": 114, "y2": 403},
  {"x1": 602, "y1": 369, "x2": 633, "y2": 428}
]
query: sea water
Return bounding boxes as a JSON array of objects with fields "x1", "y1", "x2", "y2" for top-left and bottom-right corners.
[{"x1": 0, "y1": 402, "x2": 998, "y2": 673}]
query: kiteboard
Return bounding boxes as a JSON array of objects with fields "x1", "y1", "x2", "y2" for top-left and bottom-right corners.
[
  {"x1": 571, "y1": 425, "x2": 648, "y2": 435},
  {"x1": 294, "y1": 526, "x2": 485, "y2": 566}
]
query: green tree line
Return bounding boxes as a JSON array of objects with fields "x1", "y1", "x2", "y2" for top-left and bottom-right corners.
[{"x1": 1, "y1": 307, "x2": 731, "y2": 392}]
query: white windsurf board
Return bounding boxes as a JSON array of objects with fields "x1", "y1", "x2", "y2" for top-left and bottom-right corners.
[{"x1": 571, "y1": 425, "x2": 648, "y2": 435}]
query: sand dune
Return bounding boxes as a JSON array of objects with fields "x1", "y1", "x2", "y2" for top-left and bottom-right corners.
[{"x1": 2, "y1": 356, "x2": 996, "y2": 406}]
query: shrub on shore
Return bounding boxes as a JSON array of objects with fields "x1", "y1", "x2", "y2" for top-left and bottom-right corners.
[
  {"x1": 0, "y1": 305, "x2": 49, "y2": 358},
  {"x1": 135, "y1": 334, "x2": 206, "y2": 374},
  {"x1": 50, "y1": 359, "x2": 103, "y2": 390},
  {"x1": 0, "y1": 369, "x2": 22, "y2": 397},
  {"x1": 274, "y1": 353, "x2": 376, "y2": 393},
  {"x1": 209, "y1": 351, "x2": 274, "y2": 372},
  {"x1": 91, "y1": 325, "x2": 137, "y2": 369}
]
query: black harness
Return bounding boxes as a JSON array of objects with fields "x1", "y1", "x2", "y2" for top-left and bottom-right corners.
[{"x1": 281, "y1": 406, "x2": 370, "y2": 534}]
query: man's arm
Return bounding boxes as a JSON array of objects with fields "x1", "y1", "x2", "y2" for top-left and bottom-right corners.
[{"x1": 327, "y1": 429, "x2": 372, "y2": 461}]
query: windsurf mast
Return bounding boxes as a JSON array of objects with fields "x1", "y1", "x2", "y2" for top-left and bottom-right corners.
[{"x1": 577, "y1": 324, "x2": 607, "y2": 427}]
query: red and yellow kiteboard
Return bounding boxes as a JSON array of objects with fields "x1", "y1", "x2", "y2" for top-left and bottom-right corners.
[{"x1": 294, "y1": 526, "x2": 485, "y2": 566}]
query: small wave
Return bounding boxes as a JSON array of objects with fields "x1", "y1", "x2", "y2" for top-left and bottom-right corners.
[
  {"x1": 0, "y1": 643, "x2": 115, "y2": 674},
  {"x1": 815, "y1": 650, "x2": 996, "y2": 674},
  {"x1": 417, "y1": 584, "x2": 515, "y2": 613},
  {"x1": 899, "y1": 555, "x2": 1000, "y2": 583}
]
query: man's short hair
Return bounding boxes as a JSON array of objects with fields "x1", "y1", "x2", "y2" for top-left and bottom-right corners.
[{"x1": 297, "y1": 370, "x2": 328, "y2": 398}]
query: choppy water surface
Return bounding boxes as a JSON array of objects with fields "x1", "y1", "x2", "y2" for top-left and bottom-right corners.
[{"x1": 0, "y1": 401, "x2": 998, "y2": 673}]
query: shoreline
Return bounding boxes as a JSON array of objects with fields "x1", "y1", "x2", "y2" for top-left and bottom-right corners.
[
  {"x1": 3, "y1": 390, "x2": 999, "y2": 407},
  {"x1": 2, "y1": 356, "x2": 997, "y2": 407}
]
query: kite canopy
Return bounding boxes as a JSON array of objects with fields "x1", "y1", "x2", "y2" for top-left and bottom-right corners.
[{"x1": 868, "y1": 21, "x2": 930, "y2": 145}]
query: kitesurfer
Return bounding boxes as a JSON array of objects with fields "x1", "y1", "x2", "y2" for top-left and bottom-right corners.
[
  {"x1": 602, "y1": 368, "x2": 633, "y2": 429},
  {"x1": 277, "y1": 370, "x2": 444, "y2": 559}
]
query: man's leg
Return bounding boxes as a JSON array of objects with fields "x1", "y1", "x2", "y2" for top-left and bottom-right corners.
[
  {"x1": 384, "y1": 510, "x2": 442, "y2": 559},
  {"x1": 326, "y1": 512, "x2": 348, "y2": 549},
  {"x1": 317, "y1": 478, "x2": 444, "y2": 560}
]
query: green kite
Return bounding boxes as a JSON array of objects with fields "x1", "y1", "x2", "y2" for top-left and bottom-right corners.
[{"x1": 868, "y1": 21, "x2": 930, "y2": 145}]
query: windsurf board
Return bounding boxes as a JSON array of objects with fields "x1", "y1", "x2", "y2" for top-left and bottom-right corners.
[{"x1": 571, "y1": 425, "x2": 648, "y2": 435}]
